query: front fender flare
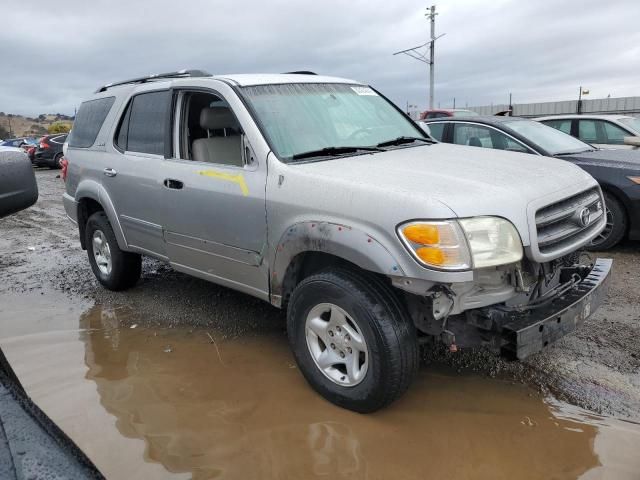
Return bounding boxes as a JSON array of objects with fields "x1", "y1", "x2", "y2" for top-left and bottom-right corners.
[{"x1": 270, "y1": 221, "x2": 405, "y2": 302}]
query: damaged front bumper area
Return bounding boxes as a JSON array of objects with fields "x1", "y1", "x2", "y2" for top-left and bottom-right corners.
[{"x1": 471, "y1": 258, "x2": 612, "y2": 359}]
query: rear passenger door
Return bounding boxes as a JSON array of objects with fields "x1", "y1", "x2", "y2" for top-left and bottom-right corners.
[{"x1": 105, "y1": 89, "x2": 171, "y2": 259}]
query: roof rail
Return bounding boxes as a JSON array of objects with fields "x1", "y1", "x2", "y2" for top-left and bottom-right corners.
[
  {"x1": 95, "y1": 69, "x2": 213, "y2": 93},
  {"x1": 283, "y1": 71, "x2": 317, "y2": 75}
]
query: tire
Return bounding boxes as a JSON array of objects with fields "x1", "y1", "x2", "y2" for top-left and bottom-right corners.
[
  {"x1": 85, "y1": 212, "x2": 141, "y2": 291},
  {"x1": 50, "y1": 152, "x2": 63, "y2": 170},
  {"x1": 587, "y1": 193, "x2": 626, "y2": 251},
  {"x1": 287, "y1": 267, "x2": 419, "y2": 413}
]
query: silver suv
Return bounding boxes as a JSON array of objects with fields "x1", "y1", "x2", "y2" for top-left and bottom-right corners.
[{"x1": 63, "y1": 70, "x2": 612, "y2": 412}]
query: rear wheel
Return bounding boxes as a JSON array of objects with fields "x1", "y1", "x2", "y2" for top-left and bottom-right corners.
[
  {"x1": 587, "y1": 193, "x2": 626, "y2": 250},
  {"x1": 287, "y1": 267, "x2": 419, "y2": 413},
  {"x1": 85, "y1": 212, "x2": 141, "y2": 291}
]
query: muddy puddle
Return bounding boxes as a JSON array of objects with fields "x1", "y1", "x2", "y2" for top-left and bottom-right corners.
[{"x1": 1, "y1": 291, "x2": 639, "y2": 480}]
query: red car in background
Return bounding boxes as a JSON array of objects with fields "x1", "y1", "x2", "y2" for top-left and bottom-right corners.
[{"x1": 420, "y1": 108, "x2": 479, "y2": 119}]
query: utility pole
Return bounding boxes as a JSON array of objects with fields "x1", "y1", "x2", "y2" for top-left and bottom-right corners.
[
  {"x1": 393, "y1": 5, "x2": 444, "y2": 111},
  {"x1": 427, "y1": 5, "x2": 436, "y2": 110}
]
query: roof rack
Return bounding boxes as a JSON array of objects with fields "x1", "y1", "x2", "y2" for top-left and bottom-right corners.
[
  {"x1": 95, "y1": 69, "x2": 213, "y2": 93},
  {"x1": 283, "y1": 71, "x2": 317, "y2": 75}
]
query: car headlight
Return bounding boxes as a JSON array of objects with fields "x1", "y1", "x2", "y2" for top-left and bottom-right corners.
[{"x1": 398, "y1": 217, "x2": 523, "y2": 270}]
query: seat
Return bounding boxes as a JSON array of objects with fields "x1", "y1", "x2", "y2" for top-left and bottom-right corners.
[
  {"x1": 192, "y1": 108, "x2": 242, "y2": 166},
  {"x1": 467, "y1": 136, "x2": 482, "y2": 147}
]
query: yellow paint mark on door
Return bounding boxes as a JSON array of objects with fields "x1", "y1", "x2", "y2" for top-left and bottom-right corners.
[{"x1": 197, "y1": 169, "x2": 249, "y2": 196}]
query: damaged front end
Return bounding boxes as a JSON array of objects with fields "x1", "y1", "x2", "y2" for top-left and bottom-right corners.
[{"x1": 405, "y1": 253, "x2": 613, "y2": 359}]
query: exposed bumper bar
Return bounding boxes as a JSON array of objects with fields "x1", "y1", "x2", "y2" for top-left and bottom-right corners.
[{"x1": 501, "y1": 258, "x2": 612, "y2": 359}]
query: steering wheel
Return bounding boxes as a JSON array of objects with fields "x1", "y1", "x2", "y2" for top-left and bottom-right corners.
[{"x1": 346, "y1": 128, "x2": 374, "y2": 141}]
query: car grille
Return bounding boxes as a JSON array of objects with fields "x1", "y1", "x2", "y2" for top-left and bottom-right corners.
[{"x1": 535, "y1": 188, "x2": 604, "y2": 255}]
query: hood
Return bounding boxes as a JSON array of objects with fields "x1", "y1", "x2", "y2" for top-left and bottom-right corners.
[
  {"x1": 291, "y1": 143, "x2": 598, "y2": 247},
  {"x1": 296, "y1": 143, "x2": 595, "y2": 216},
  {"x1": 558, "y1": 148, "x2": 640, "y2": 171}
]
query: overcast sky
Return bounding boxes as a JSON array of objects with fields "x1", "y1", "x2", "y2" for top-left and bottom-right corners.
[{"x1": 1, "y1": 0, "x2": 639, "y2": 116}]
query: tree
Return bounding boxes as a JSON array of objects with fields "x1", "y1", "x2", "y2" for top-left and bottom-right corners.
[
  {"x1": 0, "y1": 125, "x2": 9, "y2": 139},
  {"x1": 47, "y1": 122, "x2": 71, "y2": 134},
  {"x1": 30, "y1": 124, "x2": 47, "y2": 135}
]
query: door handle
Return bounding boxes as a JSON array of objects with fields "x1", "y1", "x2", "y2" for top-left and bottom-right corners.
[
  {"x1": 103, "y1": 168, "x2": 117, "y2": 177},
  {"x1": 163, "y1": 178, "x2": 184, "y2": 190}
]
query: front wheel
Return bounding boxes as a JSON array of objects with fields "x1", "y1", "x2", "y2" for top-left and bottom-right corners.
[
  {"x1": 587, "y1": 193, "x2": 626, "y2": 250},
  {"x1": 287, "y1": 267, "x2": 419, "y2": 413},
  {"x1": 85, "y1": 212, "x2": 141, "y2": 291}
]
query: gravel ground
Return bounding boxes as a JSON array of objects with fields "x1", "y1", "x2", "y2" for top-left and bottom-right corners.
[{"x1": 2, "y1": 170, "x2": 639, "y2": 420}]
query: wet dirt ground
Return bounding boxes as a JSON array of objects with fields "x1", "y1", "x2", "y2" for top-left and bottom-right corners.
[{"x1": 1, "y1": 170, "x2": 640, "y2": 479}]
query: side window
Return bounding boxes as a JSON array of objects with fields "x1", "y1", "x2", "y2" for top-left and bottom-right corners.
[
  {"x1": 453, "y1": 124, "x2": 528, "y2": 152},
  {"x1": 179, "y1": 91, "x2": 243, "y2": 167},
  {"x1": 602, "y1": 122, "x2": 628, "y2": 144},
  {"x1": 542, "y1": 119, "x2": 572, "y2": 134},
  {"x1": 125, "y1": 91, "x2": 170, "y2": 155},
  {"x1": 426, "y1": 122, "x2": 446, "y2": 141},
  {"x1": 68, "y1": 97, "x2": 115, "y2": 148},
  {"x1": 453, "y1": 124, "x2": 494, "y2": 148},
  {"x1": 502, "y1": 137, "x2": 530, "y2": 153},
  {"x1": 578, "y1": 120, "x2": 600, "y2": 143}
]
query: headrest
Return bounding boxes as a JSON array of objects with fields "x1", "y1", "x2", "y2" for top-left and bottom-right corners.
[{"x1": 200, "y1": 107, "x2": 238, "y2": 130}]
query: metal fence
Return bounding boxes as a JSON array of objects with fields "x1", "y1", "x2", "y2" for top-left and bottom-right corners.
[{"x1": 468, "y1": 96, "x2": 640, "y2": 118}]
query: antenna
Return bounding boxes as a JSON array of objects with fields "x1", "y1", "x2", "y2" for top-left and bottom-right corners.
[{"x1": 393, "y1": 5, "x2": 445, "y2": 110}]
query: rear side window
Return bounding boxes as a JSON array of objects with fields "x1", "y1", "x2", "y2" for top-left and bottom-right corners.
[
  {"x1": 115, "y1": 91, "x2": 170, "y2": 155},
  {"x1": 542, "y1": 119, "x2": 572, "y2": 135},
  {"x1": 69, "y1": 97, "x2": 115, "y2": 148}
]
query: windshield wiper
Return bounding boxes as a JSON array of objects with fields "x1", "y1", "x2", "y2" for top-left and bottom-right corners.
[
  {"x1": 290, "y1": 146, "x2": 384, "y2": 161},
  {"x1": 376, "y1": 136, "x2": 433, "y2": 148},
  {"x1": 555, "y1": 149, "x2": 595, "y2": 156}
]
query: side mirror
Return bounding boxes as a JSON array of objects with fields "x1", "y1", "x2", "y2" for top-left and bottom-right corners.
[
  {"x1": 623, "y1": 136, "x2": 640, "y2": 147},
  {"x1": 0, "y1": 150, "x2": 38, "y2": 219}
]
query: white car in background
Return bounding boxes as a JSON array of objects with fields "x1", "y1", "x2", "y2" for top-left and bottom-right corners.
[
  {"x1": 0, "y1": 145, "x2": 25, "y2": 153},
  {"x1": 536, "y1": 114, "x2": 640, "y2": 150}
]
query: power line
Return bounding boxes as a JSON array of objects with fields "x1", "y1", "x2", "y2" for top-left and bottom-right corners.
[{"x1": 393, "y1": 5, "x2": 445, "y2": 110}]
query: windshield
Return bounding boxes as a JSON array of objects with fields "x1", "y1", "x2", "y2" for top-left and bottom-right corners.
[
  {"x1": 619, "y1": 117, "x2": 640, "y2": 134},
  {"x1": 240, "y1": 83, "x2": 426, "y2": 161},
  {"x1": 503, "y1": 119, "x2": 593, "y2": 155}
]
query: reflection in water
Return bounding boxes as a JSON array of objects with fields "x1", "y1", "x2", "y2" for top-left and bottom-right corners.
[{"x1": 78, "y1": 304, "x2": 622, "y2": 480}]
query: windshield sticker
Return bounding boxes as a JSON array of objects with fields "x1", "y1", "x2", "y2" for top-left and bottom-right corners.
[{"x1": 351, "y1": 86, "x2": 377, "y2": 96}]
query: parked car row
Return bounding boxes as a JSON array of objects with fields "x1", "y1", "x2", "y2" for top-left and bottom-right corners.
[
  {"x1": 420, "y1": 114, "x2": 640, "y2": 249},
  {"x1": 0, "y1": 134, "x2": 68, "y2": 168}
]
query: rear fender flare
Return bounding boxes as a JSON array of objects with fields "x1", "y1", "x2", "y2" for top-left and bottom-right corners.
[{"x1": 75, "y1": 179, "x2": 127, "y2": 250}]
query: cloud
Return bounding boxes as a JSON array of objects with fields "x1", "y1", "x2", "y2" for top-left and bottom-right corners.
[{"x1": 1, "y1": 0, "x2": 638, "y2": 115}]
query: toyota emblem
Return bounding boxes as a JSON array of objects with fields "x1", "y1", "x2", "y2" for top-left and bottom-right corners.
[{"x1": 579, "y1": 208, "x2": 591, "y2": 227}]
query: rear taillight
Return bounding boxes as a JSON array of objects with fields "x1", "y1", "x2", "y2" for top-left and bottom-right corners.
[
  {"x1": 40, "y1": 140, "x2": 50, "y2": 149},
  {"x1": 61, "y1": 157, "x2": 69, "y2": 181}
]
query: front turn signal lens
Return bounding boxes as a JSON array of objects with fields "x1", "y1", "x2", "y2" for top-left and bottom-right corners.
[
  {"x1": 415, "y1": 246, "x2": 444, "y2": 265},
  {"x1": 403, "y1": 224, "x2": 439, "y2": 245},
  {"x1": 398, "y1": 221, "x2": 471, "y2": 270}
]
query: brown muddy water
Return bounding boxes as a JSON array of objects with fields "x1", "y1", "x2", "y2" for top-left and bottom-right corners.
[{"x1": 1, "y1": 291, "x2": 639, "y2": 480}]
